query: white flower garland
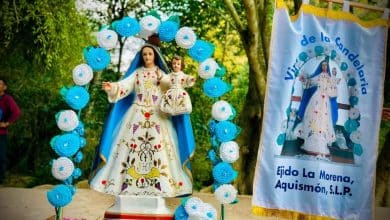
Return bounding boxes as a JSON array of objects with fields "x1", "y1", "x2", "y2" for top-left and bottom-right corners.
[{"x1": 50, "y1": 13, "x2": 240, "y2": 218}]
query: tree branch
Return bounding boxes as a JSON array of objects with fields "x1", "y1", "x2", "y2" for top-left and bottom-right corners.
[{"x1": 224, "y1": 0, "x2": 245, "y2": 32}]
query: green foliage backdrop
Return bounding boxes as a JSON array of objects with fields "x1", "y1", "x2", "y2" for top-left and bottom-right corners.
[{"x1": 0, "y1": 1, "x2": 388, "y2": 207}]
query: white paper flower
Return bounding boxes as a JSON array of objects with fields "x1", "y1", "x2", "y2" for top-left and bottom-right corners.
[
  {"x1": 220, "y1": 141, "x2": 239, "y2": 163},
  {"x1": 185, "y1": 197, "x2": 204, "y2": 216},
  {"x1": 51, "y1": 157, "x2": 75, "y2": 181},
  {"x1": 72, "y1": 64, "x2": 93, "y2": 86},
  {"x1": 349, "y1": 87, "x2": 359, "y2": 96},
  {"x1": 349, "y1": 107, "x2": 360, "y2": 119},
  {"x1": 307, "y1": 48, "x2": 314, "y2": 58},
  {"x1": 212, "y1": 100, "x2": 234, "y2": 121},
  {"x1": 198, "y1": 58, "x2": 219, "y2": 79},
  {"x1": 350, "y1": 130, "x2": 361, "y2": 143},
  {"x1": 97, "y1": 29, "x2": 118, "y2": 50},
  {"x1": 175, "y1": 27, "x2": 197, "y2": 49},
  {"x1": 188, "y1": 216, "x2": 205, "y2": 220},
  {"x1": 201, "y1": 203, "x2": 217, "y2": 220},
  {"x1": 56, "y1": 110, "x2": 79, "y2": 132},
  {"x1": 324, "y1": 46, "x2": 330, "y2": 55},
  {"x1": 215, "y1": 184, "x2": 237, "y2": 204},
  {"x1": 139, "y1": 15, "x2": 160, "y2": 38}
]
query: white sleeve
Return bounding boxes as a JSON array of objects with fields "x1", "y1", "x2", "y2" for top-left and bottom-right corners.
[{"x1": 106, "y1": 73, "x2": 136, "y2": 103}]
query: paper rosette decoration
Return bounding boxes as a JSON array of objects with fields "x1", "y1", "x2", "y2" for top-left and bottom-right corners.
[
  {"x1": 158, "y1": 20, "x2": 179, "y2": 42},
  {"x1": 198, "y1": 58, "x2": 219, "y2": 79},
  {"x1": 174, "y1": 205, "x2": 189, "y2": 220},
  {"x1": 175, "y1": 27, "x2": 197, "y2": 49},
  {"x1": 47, "y1": 184, "x2": 73, "y2": 207},
  {"x1": 61, "y1": 86, "x2": 90, "y2": 110},
  {"x1": 139, "y1": 15, "x2": 161, "y2": 38},
  {"x1": 350, "y1": 130, "x2": 361, "y2": 143},
  {"x1": 202, "y1": 203, "x2": 217, "y2": 220},
  {"x1": 215, "y1": 121, "x2": 240, "y2": 142},
  {"x1": 72, "y1": 64, "x2": 93, "y2": 86},
  {"x1": 212, "y1": 162, "x2": 238, "y2": 184},
  {"x1": 219, "y1": 141, "x2": 239, "y2": 163},
  {"x1": 189, "y1": 40, "x2": 215, "y2": 62},
  {"x1": 349, "y1": 107, "x2": 360, "y2": 119},
  {"x1": 211, "y1": 100, "x2": 235, "y2": 121},
  {"x1": 215, "y1": 184, "x2": 238, "y2": 204},
  {"x1": 55, "y1": 110, "x2": 79, "y2": 132},
  {"x1": 203, "y1": 77, "x2": 232, "y2": 98},
  {"x1": 50, "y1": 133, "x2": 85, "y2": 157},
  {"x1": 83, "y1": 47, "x2": 111, "y2": 71},
  {"x1": 182, "y1": 196, "x2": 217, "y2": 220},
  {"x1": 97, "y1": 29, "x2": 118, "y2": 49},
  {"x1": 51, "y1": 157, "x2": 75, "y2": 181},
  {"x1": 112, "y1": 16, "x2": 140, "y2": 37},
  {"x1": 184, "y1": 197, "x2": 204, "y2": 216}
]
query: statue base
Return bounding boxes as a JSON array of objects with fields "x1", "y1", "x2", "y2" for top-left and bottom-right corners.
[{"x1": 104, "y1": 195, "x2": 174, "y2": 220}]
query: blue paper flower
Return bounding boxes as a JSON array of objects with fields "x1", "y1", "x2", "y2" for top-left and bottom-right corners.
[
  {"x1": 158, "y1": 21, "x2": 179, "y2": 42},
  {"x1": 202, "y1": 77, "x2": 232, "y2": 98},
  {"x1": 349, "y1": 96, "x2": 359, "y2": 106},
  {"x1": 174, "y1": 205, "x2": 188, "y2": 220},
  {"x1": 330, "y1": 50, "x2": 337, "y2": 60},
  {"x1": 347, "y1": 78, "x2": 357, "y2": 87},
  {"x1": 189, "y1": 40, "x2": 215, "y2": 62},
  {"x1": 215, "y1": 121, "x2": 240, "y2": 142},
  {"x1": 314, "y1": 46, "x2": 324, "y2": 56},
  {"x1": 47, "y1": 184, "x2": 73, "y2": 208},
  {"x1": 61, "y1": 86, "x2": 90, "y2": 110},
  {"x1": 72, "y1": 168, "x2": 82, "y2": 179},
  {"x1": 298, "y1": 52, "x2": 308, "y2": 62},
  {"x1": 340, "y1": 62, "x2": 348, "y2": 71},
  {"x1": 74, "y1": 151, "x2": 83, "y2": 163},
  {"x1": 112, "y1": 17, "x2": 140, "y2": 37},
  {"x1": 353, "y1": 143, "x2": 363, "y2": 156},
  {"x1": 276, "y1": 133, "x2": 286, "y2": 145},
  {"x1": 50, "y1": 133, "x2": 83, "y2": 157},
  {"x1": 84, "y1": 47, "x2": 110, "y2": 71},
  {"x1": 344, "y1": 119, "x2": 359, "y2": 133},
  {"x1": 212, "y1": 162, "x2": 238, "y2": 184}
]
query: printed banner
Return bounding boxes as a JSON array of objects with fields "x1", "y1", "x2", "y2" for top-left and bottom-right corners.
[{"x1": 252, "y1": 1, "x2": 389, "y2": 219}]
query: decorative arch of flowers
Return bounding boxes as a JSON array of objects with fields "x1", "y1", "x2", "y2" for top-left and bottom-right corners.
[
  {"x1": 277, "y1": 44, "x2": 362, "y2": 158},
  {"x1": 46, "y1": 10, "x2": 240, "y2": 220}
]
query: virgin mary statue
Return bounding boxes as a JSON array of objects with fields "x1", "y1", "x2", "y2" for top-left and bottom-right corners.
[
  {"x1": 89, "y1": 43, "x2": 195, "y2": 198},
  {"x1": 295, "y1": 57, "x2": 338, "y2": 157}
]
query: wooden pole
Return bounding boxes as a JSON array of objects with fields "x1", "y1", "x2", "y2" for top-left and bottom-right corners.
[{"x1": 325, "y1": 0, "x2": 387, "y2": 12}]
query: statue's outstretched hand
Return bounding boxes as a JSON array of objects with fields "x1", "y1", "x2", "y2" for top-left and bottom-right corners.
[{"x1": 102, "y1": 81, "x2": 112, "y2": 92}]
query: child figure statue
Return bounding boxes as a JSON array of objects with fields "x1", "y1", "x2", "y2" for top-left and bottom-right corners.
[{"x1": 160, "y1": 55, "x2": 196, "y2": 115}]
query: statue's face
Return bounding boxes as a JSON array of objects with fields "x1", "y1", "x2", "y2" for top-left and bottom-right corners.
[
  {"x1": 172, "y1": 59, "x2": 182, "y2": 72},
  {"x1": 142, "y1": 47, "x2": 155, "y2": 67},
  {"x1": 321, "y1": 62, "x2": 327, "y2": 72}
]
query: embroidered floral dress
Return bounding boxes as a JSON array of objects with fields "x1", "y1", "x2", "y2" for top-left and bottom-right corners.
[
  {"x1": 160, "y1": 71, "x2": 195, "y2": 116},
  {"x1": 90, "y1": 66, "x2": 192, "y2": 197},
  {"x1": 298, "y1": 72, "x2": 336, "y2": 155}
]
